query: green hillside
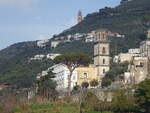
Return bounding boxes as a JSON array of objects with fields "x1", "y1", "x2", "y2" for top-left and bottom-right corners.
[{"x1": 0, "y1": 0, "x2": 150, "y2": 88}]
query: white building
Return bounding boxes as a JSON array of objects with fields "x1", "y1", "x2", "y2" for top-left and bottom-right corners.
[
  {"x1": 85, "y1": 34, "x2": 94, "y2": 43},
  {"x1": 46, "y1": 53, "x2": 60, "y2": 60},
  {"x1": 128, "y1": 48, "x2": 140, "y2": 54},
  {"x1": 37, "y1": 40, "x2": 49, "y2": 47},
  {"x1": 51, "y1": 41, "x2": 61, "y2": 48},
  {"x1": 30, "y1": 54, "x2": 45, "y2": 60},
  {"x1": 140, "y1": 40, "x2": 150, "y2": 59},
  {"x1": 36, "y1": 70, "x2": 49, "y2": 80},
  {"x1": 73, "y1": 33, "x2": 84, "y2": 40},
  {"x1": 50, "y1": 64, "x2": 78, "y2": 91},
  {"x1": 113, "y1": 55, "x2": 119, "y2": 63}
]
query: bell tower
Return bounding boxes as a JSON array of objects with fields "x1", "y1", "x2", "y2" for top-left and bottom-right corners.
[
  {"x1": 94, "y1": 29, "x2": 110, "y2": 84},
  {"x1": 77, "y1": 10, "x2": 83, "y2": 24}
]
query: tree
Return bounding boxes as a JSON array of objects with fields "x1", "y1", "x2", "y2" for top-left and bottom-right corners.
[
  {"x1": 102, "y1": 61, "x2": 129, "y2": 87},
  {"x1": 81, "y1": 81, "x2": 89, "y2": 89},
  {"x1": 36, "y1": 69, "x2": 57, "y2": 99},
  {"x1": 113, "y1": 90, "x2": 136, "y2": 113},
  {"x1": 135, "y1": 79, "x2": 150, "y2": 113},
  {"x1": 54, "y1": 52, "x2": 92, "y2": 94},
  {"x1": 90, "y1": 79, "x2": 99, "y2": 87}
]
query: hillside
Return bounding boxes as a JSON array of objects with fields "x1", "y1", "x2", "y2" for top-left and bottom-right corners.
[{"x1": 0, "y1": 0, "x2": 150, "y2": 88}]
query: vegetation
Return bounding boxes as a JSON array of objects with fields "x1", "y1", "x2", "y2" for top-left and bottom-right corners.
[
  {"x1": 0, "y1": 0, "x2": 150, "y2": 88},
  {"x1": 54, "y1": 52, "x2": 92, "y2": 94},
  {"x1": 0, "y1": 79, "x2": 150, "y2": 113},
  {"x1": 81, "y1": 81, "x2": 89, "y2": 88},
  {"x1": 135, "y1": 79, "x2": 150, "y2": 113},
  {"x1": 102, "y1": 61, "x2": 129, "y2": 87},
  {"x1": 90, "y1": 79, "x2": 99, "y2": 87},
  {"x1": 36, "y1": 69, "x2": 57, "y2": 99}
]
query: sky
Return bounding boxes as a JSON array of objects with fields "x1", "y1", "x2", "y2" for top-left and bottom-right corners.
[{"x1": 0, "y1": 0, "x2": 121, "y2": 50}]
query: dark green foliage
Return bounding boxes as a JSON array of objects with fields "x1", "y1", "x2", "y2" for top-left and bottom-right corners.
[
  {"x1": 0, "y1": 41, "x2": 53, "y2": 88},
  {"x1": 135, "y1": 79, "x2": 150, "y2": 113},
  {"x1": 81, "y1": 82, "x2": 89, "y2": 88},
  {"x1": 36, "y1": 69, "x2": 57, "y2": 99},
  {"x1": 54, "y1": 52, "x2": 92, "y2": 68},
  {"x1": 54, "y1": 52, "x2": 92, "y2": 92},
  {"x1": 113, "y1": 90, "x2": 136, "y2": 113},
  {"x1": 90, "y1": 79, "x2": 99, "y2": 87},
  {"x1": 73, "y1": 85, "x2": 80, "y2": 91},
  {"x1": 102, "y1": 61, "x2": 129, "y2": 87}
]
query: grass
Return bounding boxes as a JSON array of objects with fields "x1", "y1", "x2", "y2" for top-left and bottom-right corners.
[
  {"x1": 11, "y1": 103, "x2": 113, "y2": 113},
  {"x1": 12, "y1": 103, "x2": 79, "y2": 113}
]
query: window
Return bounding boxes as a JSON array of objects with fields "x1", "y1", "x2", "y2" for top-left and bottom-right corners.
[
  {"x1": 102, "y1": 47, "x2": 106, "y2": 54},
  {"x1": 81, "y1": 72, "x2": 88, "y2": 78},
  {"x1": 83, "y1": 73, "x2": 88, "y2": 78},
  {"x1": 103, "y1": 69, "x2": 105, "y2": 74},
  {"x1": 140, "y1": 62, "x2": 144, "y2": 67},
  {"x1": 103, "y1": 59, "x2": 105, "y2": 64},
  {"x1": 73, "y1": 76, "x2": 76, "y2": 80}
]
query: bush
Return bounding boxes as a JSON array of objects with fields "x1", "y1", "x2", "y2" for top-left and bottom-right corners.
[
  {"x1": 90, "y1": 80, "x2": 99, "y2": 87},
  {"x1": 81, "y1": 82, "x2": 89, "y2": 88}
]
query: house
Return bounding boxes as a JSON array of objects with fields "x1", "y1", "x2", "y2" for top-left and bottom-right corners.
[
  {"x1": 46, "y1": 53, "x2": 60, "y2": 60},
  {"x1": 37, "y1": 40, "x2": 49, "y2": 47},
  {"x1": 85, "y1": 35, "x2": 94, "y2": 43},
  {"x1": 76, "y1": 65, "x2": 98, "y2": 88},
  {"x1": 30, "y1": 54, "x2": 45, "y2": 60},
  {"x1": 50, "y1": 64, "x2": 78, "y2": 91},
  {"x1": 140, "y1": 38, "x2": 150, "y2": 59},
  {"x1": 118, "y1": 53, "x2": 140, "y2": 63},
  {"x1": 0, "y1": 84, "x2": 11, "y2": 91},
  {"x1": 128, "y1": 48, "x2": 140, "y2": 54},
  {"x1": 124, "y1": 56, "x2": 149, "y2": 84},
  {"x1": 51, "y1": 40, "x2": 61, "y2": 48},
  {"x1": 113, "y1": 55, "x2": 119, "y2": 63}
]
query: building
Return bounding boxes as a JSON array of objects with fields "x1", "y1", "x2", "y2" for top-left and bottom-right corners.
[
  {"x1": 76, "y1": 65, "x2": 98, "y2": 88},
  {"x1": 50, "y1": 64, "x2": 78, "y2": 91},
  {"x1": 0, "y1": 84, "x2": 11, "y2": 91},
  {"x1": 140, "y1": 29, "x2": 150, "y2": 59},
  {"x1": 77, "y1": 10, "x2": 83, "y2": 23},
  {"x1": 85, "y1": 34, "x2": 94, "y2": 43},
  {"x1": 113, "y1": 55, "x2": 119, "y2": 63},
  {"x1": 46, "y1": 53, "x2": 60, "y2": 60},
  {"x1": 51, "y1": 40, "x2": 61, "y2": 48},
  {"x1": 94, "y1": 29, "x2": 110, "y2": 83},
  {"x1": 37, "y1": 40, "x2": 49, "y2": 47},
  {"x1": 128, "y1": 48, "x2": 140, "y2": 54},
  {"x1": 124, "y1": 56, "x2": 149, "y2": 84},
  {"x1": 118, "y1": 53, "x2": 140, "y2": 63},
  {"x1": 30, "y1": 54, "x2": 45, "y2": 60}
]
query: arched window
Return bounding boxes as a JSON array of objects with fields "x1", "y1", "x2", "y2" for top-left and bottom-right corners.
[
  {"x1": 102, "y1": 47, "x2": 106, "y2": 54},
  {"x1": 103, "y1": 69, "x2": 105, "y2": 74},
  {"x1": 103, "y1": 59, "x2": 105, "y2": 64}
]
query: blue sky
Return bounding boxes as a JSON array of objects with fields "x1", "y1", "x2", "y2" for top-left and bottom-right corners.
[{"x1": 0, "y1": 0, "x2": 121, "y2": 49}]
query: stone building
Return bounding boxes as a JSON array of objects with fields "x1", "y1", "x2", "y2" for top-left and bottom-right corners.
[
  {"x1": 124, "y1": 56, "x2": 149, "y2": 84},
  {"x1": 140, "y1": 29, "x2": 150, "y2": 59},
  {"x1": 94, "y1": 29, "x2": 110, "y2": 84},
  {"x1": 76, "y1": 65, "x2": 98, "y2": 88}
]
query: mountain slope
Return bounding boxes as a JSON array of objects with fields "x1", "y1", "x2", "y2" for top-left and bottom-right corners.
[{"x1": 0, "y1": 0, "x2": 150, "y2": 88}]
